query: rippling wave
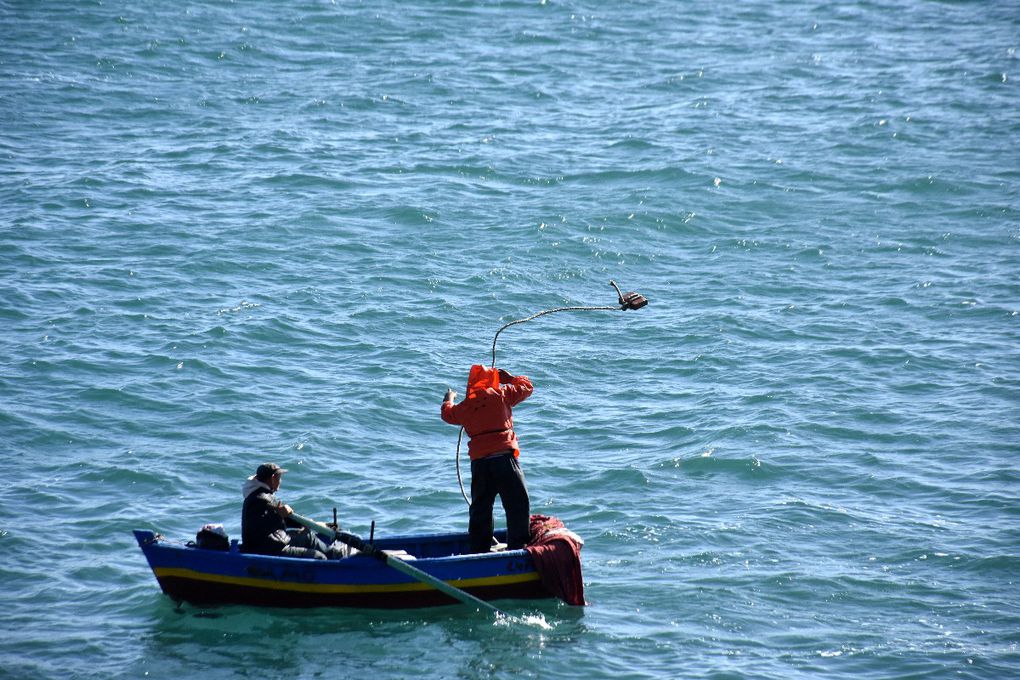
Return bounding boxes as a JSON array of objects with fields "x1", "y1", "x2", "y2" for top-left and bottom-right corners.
[{"x1": 2, "y1": 0, "x2": 1019, "y2": 678}]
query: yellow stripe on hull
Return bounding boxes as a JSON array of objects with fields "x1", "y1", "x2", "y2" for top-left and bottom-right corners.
[{"x1": 154, "y1": 566, "x2": 540, "y2": 595}]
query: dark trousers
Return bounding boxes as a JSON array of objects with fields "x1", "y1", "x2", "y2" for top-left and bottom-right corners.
[
  {"x1": 280, "y1": 529, "x2": 352, "y2": 560},
  {"x1": 469, "y1": 453, "x2": 530, "y2": 553}
]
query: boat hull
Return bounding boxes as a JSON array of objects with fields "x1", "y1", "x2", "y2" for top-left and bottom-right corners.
[{"x1": 134, "y1": 529, "x2": 552, "y2": 609}]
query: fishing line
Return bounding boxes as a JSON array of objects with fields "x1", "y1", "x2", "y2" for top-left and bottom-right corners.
[{"x1": 454, "y1": 280, "x2": 648, "y2": 507}]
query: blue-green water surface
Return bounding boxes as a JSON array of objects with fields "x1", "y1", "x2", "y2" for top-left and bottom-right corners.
[{"x1": 2, "y1": 1, "x2": 1019, "y2": 678}]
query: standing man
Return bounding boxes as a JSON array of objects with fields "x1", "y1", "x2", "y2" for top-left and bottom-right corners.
[
  {"x1": 441, "y1": 365, "x2": 534, "y2": 553},
  {"x1": 241, "y1": 462, "x2": 352, "y2": 560}
]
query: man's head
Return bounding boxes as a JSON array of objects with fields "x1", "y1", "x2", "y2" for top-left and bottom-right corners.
[
  {"x1": 255, "y1": 462, "x2": 287, "y2": 491},
  {"x1": 466, "y1": 364, "x2": 499, "y2": 398}
]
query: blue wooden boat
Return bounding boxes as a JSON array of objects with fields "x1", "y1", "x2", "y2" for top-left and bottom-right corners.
[{"x1": 134, "y1": 528, "x2": 557, "y2": 609}]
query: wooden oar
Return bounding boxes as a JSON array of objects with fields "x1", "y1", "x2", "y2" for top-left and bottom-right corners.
[{"x1": 288, "y1": 511, "x2": 514, "y2": 620}]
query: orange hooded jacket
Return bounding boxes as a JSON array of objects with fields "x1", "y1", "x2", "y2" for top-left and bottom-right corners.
[{"x1": 441, "y1": 365, "x2": 534, "y2": 461}]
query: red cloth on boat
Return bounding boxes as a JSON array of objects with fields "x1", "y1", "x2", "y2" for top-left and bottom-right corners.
[{"x1": 524, "y1": 514, "x2": 586, "y2": 606}]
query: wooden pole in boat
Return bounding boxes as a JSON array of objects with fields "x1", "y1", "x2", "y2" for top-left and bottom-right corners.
[{"x1": 288, "y1": 511, "x2": 515, "y2": 620}]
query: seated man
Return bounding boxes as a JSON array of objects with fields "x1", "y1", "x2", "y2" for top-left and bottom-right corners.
[{"x1": 241, "y1": 462, "x2": 352, "y2": 560}]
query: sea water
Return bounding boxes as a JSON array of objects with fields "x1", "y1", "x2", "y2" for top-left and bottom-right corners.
[{"x1": 1, "y1": 1, "x2": 1018, "y2": 678}]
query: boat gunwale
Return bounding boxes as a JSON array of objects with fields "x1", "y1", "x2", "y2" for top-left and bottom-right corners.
[{"x1": 133, "y1": 529, "x2": 531, "y2": 565}]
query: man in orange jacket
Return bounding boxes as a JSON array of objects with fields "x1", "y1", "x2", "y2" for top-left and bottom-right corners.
[{"x1": 441, "y1": 364, "x2": 534, "y2": 553}]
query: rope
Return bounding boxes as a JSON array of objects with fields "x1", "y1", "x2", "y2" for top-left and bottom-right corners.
[
  {"x1": 456, "y1": 427, "x2": 469, "y2": 505},
  {"x1": 490, "y1": 306, "x2": 619, "y2": 367},
  {"x1": 457, "y1": 300, "x2": 627, "y2": 508}
]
